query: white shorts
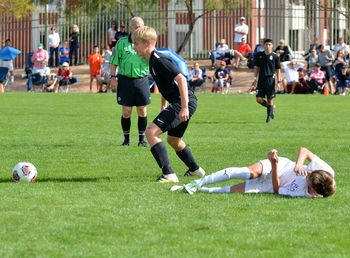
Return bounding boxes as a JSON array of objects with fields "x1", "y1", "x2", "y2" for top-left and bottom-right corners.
[
  {"x1": 1, "y1": 60, "x2": 13, "y2": 71},
  {"x1": 245, "y1": 157, "x2": 292, "y2": 193}
]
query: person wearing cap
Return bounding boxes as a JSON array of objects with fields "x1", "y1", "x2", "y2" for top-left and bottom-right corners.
[
  {"x1": 308, "y1": 63, "x2": 325, "y2": 93},
  {"x1": 109, "y1": 17, "x2": 150, "y2": 147},
  {"x1": 251, "y1": 38, "x2": 281, "y2": 123},
  {"x1": 189, "y1": 63, "x2": 204, "y2": 91},
  {"x1": 234, "y1": 16, "x2": 249, "y2": 49},
  {"x1": 32, "y1": 43, "x2": 49, "y2": 70},
  {"x1": 48, "y1": 26, "x2": 60, "y2": 67},
  {"x1": 115, "y1": 23, "x2": 128, "y2": 44},
  {"x1": 212, "y1": 60, "x2": 230, "y2": 94}
]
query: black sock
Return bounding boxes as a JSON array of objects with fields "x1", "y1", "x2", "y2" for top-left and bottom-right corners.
[
  {"x1": 176, "y1": 145, "x2": 199, "y2": 172},
  {"x1": 150, "y1": 142, "x2": 174, "y2": 175},
  {"x1": 267, "y1": 104, "x2": 272, "y2": 116},
  {"x1": 121, "y1": 117, "x2": 131, "y2": 142},
  {"x1": 260, "y1": 100, "x2": 267, "y2": 107},
  {"x1": 138, "y1": 116, "x2": 147, "y2": 142}
]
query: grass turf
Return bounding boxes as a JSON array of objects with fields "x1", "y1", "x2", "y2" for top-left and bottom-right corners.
[{"x1": 0, "y1": 93, "x2": 349, "y2": 257}]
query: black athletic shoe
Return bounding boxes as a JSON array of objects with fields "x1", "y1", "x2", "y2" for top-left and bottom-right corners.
[
  {"x1": 121, "y1": 140, "x2": 130, "y2": 146},
  {"x1": 137, "y1": 141, "x2": 147, "y2": 147}
]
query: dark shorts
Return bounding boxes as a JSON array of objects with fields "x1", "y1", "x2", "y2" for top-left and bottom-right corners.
[
  {"x1": 153, "y1": 96, "x2": 197, "y2": 138},
  {"x1": 117, "y1": 75, "x2": 150, "y2": 106},
  {"x1": 256, "y1": 76, "x2": 276, "y2": 99},
  {"x1": 321, "y1": 66, "x2": 332, "y2": 81}
]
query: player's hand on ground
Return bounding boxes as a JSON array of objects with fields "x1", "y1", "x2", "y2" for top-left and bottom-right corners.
[
  {"x1": 268, "y1": 149, "x2": 279, "y2": 164},
  {"x1": 179, "y1": 108, "x2": 189, "y2": 122}
]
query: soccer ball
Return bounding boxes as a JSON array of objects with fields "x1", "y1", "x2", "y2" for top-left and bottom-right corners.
[{"x1": 12, "y1": 162, "x2": 38, "y2": 182}]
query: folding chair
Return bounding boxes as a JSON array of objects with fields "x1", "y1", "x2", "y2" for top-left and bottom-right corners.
[
  {"x1": 58, "y1": 77, "x2": 77, "y2": 93},
  {"x1": 27, "y1": 73, "x2": 48, "y2": 92},
  {"x1": 0, "y1": 67, "x2": 10, "y2": 91}
]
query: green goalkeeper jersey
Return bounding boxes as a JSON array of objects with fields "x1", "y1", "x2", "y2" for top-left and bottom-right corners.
[{"x1": 109, "y1": 36, "x2": 149, "y2": 78}]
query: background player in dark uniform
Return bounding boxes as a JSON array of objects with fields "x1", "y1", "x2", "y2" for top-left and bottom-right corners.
[
  {"x1": 132, "y1": 26, "x2": 205, "y2": 183},
  {"x1": 109, "y1": 17, "x2": 150, "y2": 147},
  {"x1": 252, "y1": 38, "x2": 282, "y2": 123}
]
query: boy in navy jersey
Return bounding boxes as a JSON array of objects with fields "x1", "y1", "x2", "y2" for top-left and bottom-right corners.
[
  {"x1": 132, "y1": 26, "x2": 205, "y2": 183},
  {"x1": 252, "y1": 38, "x2": 282, "y2": 123}
]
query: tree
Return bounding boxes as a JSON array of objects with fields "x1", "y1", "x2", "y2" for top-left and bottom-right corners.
[{"x1": 0, "y1": 0, "x2": 57, "y2": 18}]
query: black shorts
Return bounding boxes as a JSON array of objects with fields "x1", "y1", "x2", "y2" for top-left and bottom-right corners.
[
  {"x1": 321, "y1": 66, "x2": 332, "y2": 81},
  {"x1": 117, "y1": 75, "x2": 151, "y2": 106},
  {"x1": 256, "y1": 76, "x2": 276, "y2": 99},
  {"x1": 153, "y1": 96, "x2": 197, "y2": 138}
]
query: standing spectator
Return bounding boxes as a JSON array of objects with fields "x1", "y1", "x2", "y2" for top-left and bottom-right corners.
[
  {"x1": 108, "y1": 21, "x2": 117, "y2": 49},
  {"x1": 0, "y1": 39, "x2": 14, "y2": 83},
  {"x1": 212, "y1": 60, "x2": 230, "y2": 94},
  {"x1": 332, "y1": 37, "x2": 349, "y2": 58},
  {"x1": 48, "y1": 26, "x2": 60, "y2": 67},
  {"x1": 69, "y1": 24, "x2": 79, "y2": 66},
  {"x1": 235, "y1": 38, "x2": 252, "y2": 69},
  {"x1": 88, "y1": 45, "x2": 103, "y2": 92},
  {"x1": 132, "y1": 26, "x2": 205, "y2": 183},
  {"x1": 318, "y1": 45, "x2": 334, "y2": 94},
  {"x1": 307, "y1": 49, "x2": 318, "y2": 72},
  {"x1": 234, "y1": 16, "x2": 249, "y2": 49},
  {"x1": 59, "y1": 41, "x2": 70, "y2": 64},
  {"x1": 115, "y1": 23, "x2": 128, "y2": 43},
  {"x1": 251, "y1": 38, "x2": 282, "y2": 123},
  {"x1": 32, "y1": 43, "x2": 49, "y2": 69},
  {"x1": 189, "y1": 63, "x2": 204, "y2": 91},
  {"x1": 109, "y1": 17, "x2": 150, "y2": 147},
  {"x1": 275, "y1": 39, "x2": 292, "y2": 62},
  {"x1": 281, "y1": 60, "x2": 304, "y2": 93}
]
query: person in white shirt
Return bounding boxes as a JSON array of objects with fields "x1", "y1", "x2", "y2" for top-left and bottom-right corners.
[
  {"x1": 333, "y1": 37, "x2": 349, "y2": 57},
  {"x1": 282, "y1": 60, "x2": 304, "y2": 93},
  {"x1": 234, "y1": 16, "x2": 249, "y2": 49},
  {"x1": 189, "y1": 63, "x2": 204, "y2": 90},
  {"x1": 172, "y1": 147, "x2": 336, "y2": 198},
  {"x1": 48, "y1": 26, "x2": 60, "y2": 67}
]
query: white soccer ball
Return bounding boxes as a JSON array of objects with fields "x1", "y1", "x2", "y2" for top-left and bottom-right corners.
[{"x1": 12, "y1": 162, "x2": 38, "y2": 182}]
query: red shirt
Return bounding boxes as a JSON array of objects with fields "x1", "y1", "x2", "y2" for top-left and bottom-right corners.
[
  {"x1": 237, "y1": 43, "x2": 252, "y2": 56},
  {"x1": 88, "y1": 53, "x2": 103, "y2": 76}
]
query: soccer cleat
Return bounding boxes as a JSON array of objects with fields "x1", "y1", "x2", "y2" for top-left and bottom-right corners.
[
  {"x1": 270, "y1": 105, "x2": 276, "y2": 119},
  {"x1": 137, "y1": 141, "x2": 147, "y2": 147},
  {"x1": 183, "y1": 167, "x2": 206, "y2": 177},
  {"x1": 121, "y1": 140, "x2": 130, "y2": 146},
  {"x1": 157, "y1": 173, "x2": 179, "y2": 183},
  {"x1": 170, "y1": 185, "x2": 184, "y2": 192}
]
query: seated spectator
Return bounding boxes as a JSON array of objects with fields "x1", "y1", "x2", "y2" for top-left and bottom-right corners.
[
  {"x1": 234, "y1": 38, "x2": 252, "y2": 69},
  {"x1": 97, "y1": 46, "x2": 113, "y2": 92},
  {"x1": 32, "y1": 43, "x2": 49, "y2": 70},
  {"x1": 307, "y1": 49, "x2": 318, "y2": 72},
  {"x1": 275, "y1": 39, "x2": 292, "y2": 62},
  {"x1": 210, "y1": 39, "x2": 232, "y2": 69},
  {"x1": 211, "y1": 61, "x2": 230, "y2": 94},
  {"x1": 333, "y1": 50, "x2": 347, "y2": 78},
  {"x1": 333, "y1": 37, "x2": 349, "y2": 58},
  {"x1": 59, "y1": 41, "x2": 70, "y2": 64},
  {"x1": 298, "y1": 68, "x2": 310, "y2": 94},
  {"x1": 308, "y1": 63, "x2": 325, "y2": 93},
  {"x1": 281, "y1": 60, "x2": 304, "y2": 93},
  {"x1": 27, "y1": 63, "x2": 51, "y2": 91},
  {"x1": 254, "y1": 38, "x2": 265, "y2": 55},
  {"x1": 189, "y1": 63, "x2": 204, "y2": 91},
  {"x1": 318, "y1": 44, "x2": 334, "y2": 94},
  {"x1": 46, "y1": 62, "x2": 77, "y2": 92},
  {"x1": 335, "y1": 65, "x2": 349, "y2": 95}
]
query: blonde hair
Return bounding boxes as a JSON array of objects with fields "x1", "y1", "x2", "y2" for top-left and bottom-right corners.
[
  {"x1": 132, "y1": 26, "x2": 157, "y2": 43},
  {"x1": 72, "y1": 24, "x2": 79, "y2": 32}
]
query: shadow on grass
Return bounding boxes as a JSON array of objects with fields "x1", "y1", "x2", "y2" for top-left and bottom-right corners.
[{"x1": 0, "y1": 176, "x2": 113, "y2": 183}]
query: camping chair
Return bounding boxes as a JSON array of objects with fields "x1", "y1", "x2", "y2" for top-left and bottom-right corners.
[
  {"x1": 58, "y1": 77, "x2": 77, "y2": 93},
  {"x1": 0, "y1": 67, "x2": 10, "y2": 91},
  {"x1": 27, "y1": 72, "x2": 48, "y2": 92}
]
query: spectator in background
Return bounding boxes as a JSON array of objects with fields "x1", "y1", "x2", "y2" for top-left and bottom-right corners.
[
  {"x1": 336, "y1": 65, "x2": 349, "y2": 95},
  {"x1": 275, "y1": 39, "x2": 292, "y2": 62},
  {"x1": 235, "y1": 38, "x2": 252, "y2": 69},
  {"x1": 108, "y1": 21, "x2": 117, "y2": 49},
  {"x1": 59, "y1": 41, "x2": 70, "y2": 64},
  {"x1": 48, "y1": 26, "x2": 60, "y2": 67},
  {"x1": 318, "y1": 44, "x2": 334, "y2": 94},
  {"x1": 32, "y1": 43, "x2": 49, "y2": 69},
  {"x1": 115, "y1": 23, "x2": 128, "y2": 43},
  {"x1": 333, "y1": 37, "x2": 349, "y2": 58},
  {"x1": 307, "y1": 49, "x2": 318, "y2": 72},
  {"x1": 234, "y1": 16, "x2": 249, "y2": 49},
  {"x1": 333, "y1": 50, "x2": 347, "y2": 78},
  {"x1": 189, "y1": 63, "x2": 204, "y2": 91},
  {"x1": 298, "y1": 68, "x2": 310, "y2": 94},
  {"x1": 308, "y1": 38, "x2": 321, "y2": 54},
  {"x1": 1, "y1": 39, "x2": 14, "y2": 83},
  {"x1": 281, "y1": 60, "x2": 304, "y2": 94},
  {"x1": 254, "y1": 38, "x2": 265, "y2": 55},
  {"x1": 308, "y1": 63, "x2": 325, "y2": 93},
  {"x1": 212, "y1": 60, "x2": 230, "y2": 94},
  {"x1": 210, "y1": 39, "x2": 246, "y2": 69},
  {"x1": 69, "y1": 24, "x2": 79, "y2": 66},
  {"x1": 88, "y1": 45, "x2": 103, "y2": 92}
]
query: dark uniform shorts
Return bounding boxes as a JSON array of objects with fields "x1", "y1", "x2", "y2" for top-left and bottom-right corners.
[
  {"x1": 153, "y1": 96, "x2": 197, "y2": 138},
  {"x1": 117, "y1": 75, "x2": 151, "y2": 106},
  {"x1": 256, "y1": 76, "x2": 276, "y2": 100}
]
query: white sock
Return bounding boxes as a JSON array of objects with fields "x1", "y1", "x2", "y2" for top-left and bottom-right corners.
[
  {"x1": 199, "y1": 186, "x2": 231, "y2": 193},
  {"x1": 199, "y1": 167, "x2": 251, "y2": 186}
]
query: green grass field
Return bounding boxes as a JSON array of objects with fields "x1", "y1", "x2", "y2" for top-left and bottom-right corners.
[{"x1": 0, "y1": 93, "x2": 349, "y2": 258}]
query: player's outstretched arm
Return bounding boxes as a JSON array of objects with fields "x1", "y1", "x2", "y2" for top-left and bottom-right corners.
[
  {"x1": 268, "y1": 149, "x2": 280, "y2": 194},
  {"x1": 174, "y1": 73, "x2": 189, "y2": 122},
  {"x1": 294, "y1": 147, "x2": 315, "y2": 176}
]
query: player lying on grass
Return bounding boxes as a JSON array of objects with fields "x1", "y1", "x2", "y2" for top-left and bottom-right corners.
[{"x1": 171, "y1": 147, "x2": 336, "y2": 198}]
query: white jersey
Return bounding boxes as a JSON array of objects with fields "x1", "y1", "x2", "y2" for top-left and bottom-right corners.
[{"x1": 245, "y1": 155, "x2": 334, "y2": 198}]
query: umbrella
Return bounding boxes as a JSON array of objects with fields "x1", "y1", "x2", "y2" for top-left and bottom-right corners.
[{"x1": 0, "y1": 46, "x2": 21, "y2": 60}]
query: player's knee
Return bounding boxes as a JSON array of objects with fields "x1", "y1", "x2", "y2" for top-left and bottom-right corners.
[
  {"x1": 256, "y1": 98, "x2": 263, "y2": 104},
  {"x1": 167, "y1": 137, "x2": 178, "y2": 147},
  {"x1": 137, "y1": 106, "x2": 147, "y2": 117}
]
